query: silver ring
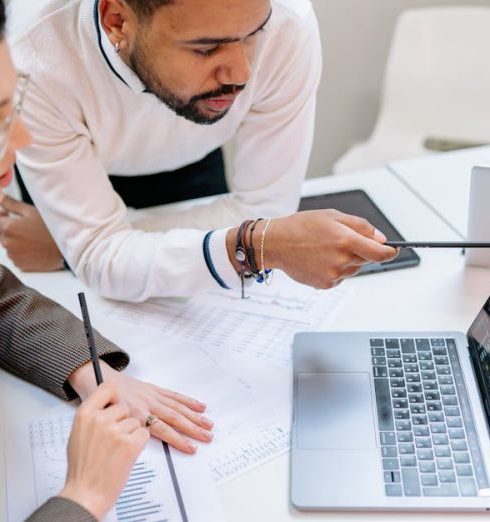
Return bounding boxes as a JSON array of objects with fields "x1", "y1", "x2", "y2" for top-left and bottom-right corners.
[{"x1": 145, "y1": 414, "x2": 158, "y2": 429}]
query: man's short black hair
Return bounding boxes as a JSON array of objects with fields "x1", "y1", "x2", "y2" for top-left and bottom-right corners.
[
  {"x1": 0, "y1": 0, "x2": 6, "y2": 40},
  {"x1": 125, "y1": 0, "x2": 173, "y2": 19}
]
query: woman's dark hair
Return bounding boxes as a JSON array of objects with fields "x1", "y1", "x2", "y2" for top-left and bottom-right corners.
[{"x1": 0, "y1": 0, "x2": 6, "y2": 40}]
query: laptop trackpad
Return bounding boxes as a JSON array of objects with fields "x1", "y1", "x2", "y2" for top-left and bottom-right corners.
[{"x1": 297, "y1": 372, "x2": 376, "y2": 449}]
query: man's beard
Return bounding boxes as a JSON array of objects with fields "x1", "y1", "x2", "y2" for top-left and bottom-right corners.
[{"x1": 129, "y1": 37, "x2": 246, "y2": 125}]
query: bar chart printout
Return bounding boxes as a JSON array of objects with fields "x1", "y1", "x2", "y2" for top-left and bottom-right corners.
[{"x1": 10, "y1": 416, "x2": 188, "y2": 521}]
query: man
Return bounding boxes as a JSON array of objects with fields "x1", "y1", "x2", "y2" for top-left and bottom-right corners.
[
  {"x1": 0, "y1": 3, "x2": 213, "y2": 517},
  {"x1": 6, "y1": 0, "x2": 397, "y2": 302}
]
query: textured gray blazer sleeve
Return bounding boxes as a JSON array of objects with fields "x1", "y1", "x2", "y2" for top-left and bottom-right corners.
[
  {"x1": 26, "y1": 496, "x2": 97, "y2": 521},
  {"x1": 0, "y1": 264, "x2": 130, "y2": 400}
]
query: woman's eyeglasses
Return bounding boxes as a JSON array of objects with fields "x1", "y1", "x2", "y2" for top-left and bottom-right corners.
[{"x1": 0, "y1": 73, "x2": 30, "y2": 159}]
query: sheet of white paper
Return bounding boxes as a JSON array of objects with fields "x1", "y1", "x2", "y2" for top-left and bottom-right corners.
[
  {"x1": 102, "y1": 271, "x2": 345, "y2": 369},
  {"x1": 6, "y1": 412, "x2": 224, "y2": 522},
  {"x1": 90, "y1": 322, "x2": 291, "y2": 484}
]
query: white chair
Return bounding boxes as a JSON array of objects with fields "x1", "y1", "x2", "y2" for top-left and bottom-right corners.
[{"x1": 333, "y1": 6, "x2": 490, "y2": 174}]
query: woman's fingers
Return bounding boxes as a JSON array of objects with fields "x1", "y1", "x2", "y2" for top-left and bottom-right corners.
[{"x1": 149, "y1": 420, "x2": 199, "y2": 455}]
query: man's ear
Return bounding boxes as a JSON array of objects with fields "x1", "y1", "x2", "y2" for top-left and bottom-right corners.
[{"x1": 99, "y1": 0, "x2": 136, "y2": 53}]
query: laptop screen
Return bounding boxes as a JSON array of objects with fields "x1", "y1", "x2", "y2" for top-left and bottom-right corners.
[{"x1": 467, "y1": 296, "x2": 490, "y2": 429}]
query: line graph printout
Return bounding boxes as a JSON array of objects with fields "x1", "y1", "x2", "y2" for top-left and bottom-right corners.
[
  {"x1": 6, "y1": 415, "x2": 224, "y2": 522},
  {"x1": 103, "y1": 271, "x2": 345, "y2": 368}
]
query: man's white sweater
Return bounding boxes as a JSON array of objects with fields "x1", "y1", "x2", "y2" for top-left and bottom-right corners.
[{"x1": 8, "y1": 0, "x2": 321, "y2": 301}]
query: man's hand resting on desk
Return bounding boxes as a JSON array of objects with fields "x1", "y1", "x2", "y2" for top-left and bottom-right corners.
[
  {"x1": 227, "y1": 209, "x2": 398, "y2": 288},
  {"x1": 69, "y1": 360, "x2": 213, "y2": 455},
  {"x1": 0, "y1": 196, "x2": 63, "y2": 271}
]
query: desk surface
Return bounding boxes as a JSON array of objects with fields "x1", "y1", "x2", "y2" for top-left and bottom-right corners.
[
  {"x1": 1, "y1": 168, "x2": 490, "y2": 522},
  {"x1": 389, "y1": 146, "x2": 490, "y2": 238}
]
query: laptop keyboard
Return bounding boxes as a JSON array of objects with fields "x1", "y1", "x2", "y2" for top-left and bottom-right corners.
[{"x1": 371, "y1": 337, "x2": 488, "y2": 497}]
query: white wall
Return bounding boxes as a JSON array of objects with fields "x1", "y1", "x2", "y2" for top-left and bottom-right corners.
[{"x1": 309, "y1": 0, "x2": 490, "y2": 178}]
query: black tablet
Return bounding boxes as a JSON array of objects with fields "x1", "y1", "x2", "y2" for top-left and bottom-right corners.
[{"x1": 298, "y1": 189, "x2": 420, "y2": 275}]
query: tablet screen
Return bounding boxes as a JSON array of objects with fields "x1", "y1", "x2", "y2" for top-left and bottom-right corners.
[{"x1": 298, "y1": 189, "x2": 420, "y2": 275}]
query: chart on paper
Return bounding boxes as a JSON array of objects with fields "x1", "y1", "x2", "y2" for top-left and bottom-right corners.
[
  {"x1": 103, "y1": 271, "x2": 346, "y2": 368},
  {"x1": 20, "y1": 417, "x2": 186, "y2": 522}
]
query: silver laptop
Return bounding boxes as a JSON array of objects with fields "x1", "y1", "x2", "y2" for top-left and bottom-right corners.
[{"x1": 291, "y1": 298, "x2": 490, "y2": 511}]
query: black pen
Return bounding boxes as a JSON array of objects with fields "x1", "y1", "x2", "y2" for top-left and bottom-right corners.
[
  {"x1": 386, "y1": 241, "x2": 490, "y2": 249},
  {"x1": 78, "y1": 292, "x2": 103, "y2": 385}
]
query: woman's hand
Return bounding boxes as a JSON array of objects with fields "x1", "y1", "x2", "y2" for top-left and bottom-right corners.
[
  {"x1": 59, "y1": 382, "x2": 150, "y2": 520},
  {"x1": 69, "y1": 360, "x2": 214, "y2": 454}
]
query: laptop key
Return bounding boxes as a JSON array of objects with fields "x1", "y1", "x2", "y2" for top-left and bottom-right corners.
[
  {"x1": 394, "y1": 409, "x2": 410, "y2": 420},
  {"x1": 434, "y1": 446, "x2": 451, "y2": 458},
  {"x1": 419, "y1": 461, "x2": 436, "y2": 473},
  {"x1": 421, "y1": 474, "x2": 438, "y2": 486},
  {"x1": 382, "y1": 446, "x2": 398, "y2": 458},
  {"x1": 400, "y1": 339, "x2": 416, "y2": 353},
  {"x1": 428, "y1": 411, "x2": 444, "y2": 423},
  {"x1": 395, "y1": 420, "x2": 412, "y2": 431},
  {"x1": 399, "y1": 443, "x2": 415, "y2": 455},
  {"x1": 389, "y1": 369, "x2": 404, "y2": 379},
  {"x1": 404, "y1": 363, "x2": 418, "y2": 373},
  {"x1": 421, "y1": 371, "x2": 437, "y2": 381},
  {"x1": 415, "y1": 437, "x2": 432, "y2": 449},
  {"x1": 402, "y1": 468, "x2": 421, "y2": 496},
  {"x1": 390, "y1": 378, "x2": 406, "y2": 389},
  {"x1": 430, "y1": 423, "x2": 446, "y2": 434},
  {"x1": 406, "y1": 374, "x2": 421, "y2": 383},
  {"x1": 425, "y1": 391, "x2": 440, "y2": 401},
  {"x1": 380, "y1": 432, "x2": 396, "y2": 445},
  {"x1": 423, "y1": 381, "x2": 438, "y2": 391},
  {"x1": 453, "y1": 452, "x2": 470, "y2": 464},
  {"x1": 456, "y1": 465, "x2": 473, "y2": 477},
  {"x1": 433, "y1": 434, "x2": 450, "y2": 446},
  {"x1": 386, "y1": 339, "x2": 400, "y2": 349},
  {"x1": 434, "y1": 356, "x2": 449, "y2": 366},
  {"x1": 403, "y1": 354, "x2": 417, "y2": 363},
  {"x1": 412, "y1": 415, "x2": 428, "y2": 425},
  {"x1": 436, "y1": 366, "x2": 451, "y2": 376},
  {"x1": 411, "y1": 404, "x2": 426, "y2": 415},
  {"x1": 374, "y1": 379, "x2": 394, "y2": 431},
  {"x1": 440, "y1": 385, "x2": 456, "y2": 395},
  {"x1": 442, "y1": 395, "x2": 458, "y2": 406},
  {"x1": 400, "y1": 455, "x2": 417, "y2": 467},
  {"x1": 448, "y1": 429, "x2": 465, "y2": 440},
  {"x1": 383, "y1": 458, "x2": 400, "y2": 470},
  {"x1": 407, "y1": 383, "x2": 422, "y2": 393},
  {"x1": 416, "y1": 339, "x2": 431, "y2": 351},
  {"x1": 373, "y1": 366, "x2": 388, "y2": 378},
  {"x1": 433, "y1": 347, "x2": 448, "y2": 356},
  {"x1": 384, "y1": 471, "x2": 402, "y2": 483},
  {"x1": 423, "y1": 485, "x2": 458, "y2": 497},
  {"x1": 427, "y1": 402, "x2": 443, "y2": 412},
  {"x1": 436, "y1": 458, "x2": 454, "y2": 470},
  {"x1": 392, "y1": 388, "x2": 407, "y2": 398},
  {"x1": 438, "y1": 376, "x2": 453, "y2": 385},
  {"x1": 371, "y1": 347, "x2": 385, "y2": 356},
  {"x1": 373, "y1": 357, "x2": 387, "y2": 366},
  {"x1": 417, "y1": 449, "x2": 434, "y2": 460},
  {"x1": 418, "y1": 352, "x2": 433, "y2": 361},
  {"x1": 439, "y1": 471, "x2": 456, "y2": 483},
  {"x1": 393, "y1": 399, "x2": 408, "y2": 409},
  {"x1": 420, "y1": 361, "x2": 435, "y2": 371},
  {"x1": 459, "y1": 477, "x2": 478, "y2": 497},
  {"x1": 397, "y1": 431, "x2": 413, "y2": 443},
  {"x1": 387, "y1": 349, "x2": 401, "y2": 359},
  {"x1": 409, "y1": 394, "x2": 424, "y2": 404},
  {"x1": 431, "y1": 338, "x2": 445, "y2": 347},
  {"x1": 385, "y1": 484, "x2": 403, "y2": 496},
  {"x1": 451, "y1": 440, "x2": 468, "y2": 451},
  {"x1": 445, "y1": 406, "x2": 461, "y2": 417},
  {"x1": 388, "y1": 359, "x2": 402, "y2": 368},
  {"x1": 414, "y1": 426, "x2": 430, "y2": 437},
  {"x1": 371, "y1": 338, "x2": 384, "y2": 347}
]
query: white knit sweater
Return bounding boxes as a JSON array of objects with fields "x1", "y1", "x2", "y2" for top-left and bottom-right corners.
[{"x1": 8, "y1": 0, "x2": 321, "y2": 301}]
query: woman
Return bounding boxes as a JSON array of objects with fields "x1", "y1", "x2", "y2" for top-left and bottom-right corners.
[{"x1": 0, "y1": 1, "x2": 213, "y2": 519}]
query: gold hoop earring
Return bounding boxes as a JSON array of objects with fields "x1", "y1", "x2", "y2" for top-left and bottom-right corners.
[{"x1": 115, "y1": 42, "x2": 121, "y2": 54}]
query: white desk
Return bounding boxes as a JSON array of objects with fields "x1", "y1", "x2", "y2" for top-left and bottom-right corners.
[
  {"x1": 1, "y1": 167, "x2": 490, "y2": 522},
  {"x1": 389, "y1": 146, "x2": 490, "y2": 238}
]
